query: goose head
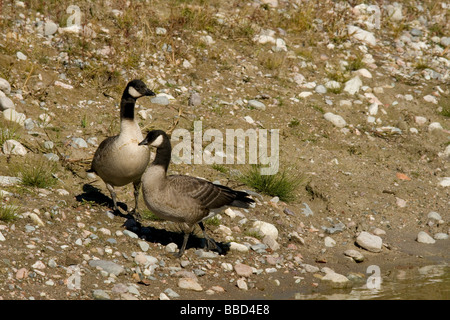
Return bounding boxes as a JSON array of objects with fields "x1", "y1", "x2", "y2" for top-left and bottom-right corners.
[
  {"x1": 138, "y1": 130, "x2": 168, "y2": 148},
  {"x1": 126, "y1": 79, "x2": 156, "y2": 99}
]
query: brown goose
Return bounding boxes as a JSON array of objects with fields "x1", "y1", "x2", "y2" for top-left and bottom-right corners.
[
  {"x1": 138, "y1": 130, "x2": 255, "y2": 257},
  {"x1": 88, "y1": 79, "x2": 155, "y2": 219}
]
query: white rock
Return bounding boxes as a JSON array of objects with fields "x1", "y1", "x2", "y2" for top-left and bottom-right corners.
[
  {"x1": 325, "y1": 81, "x2": 341, "y2": 90},
  {"x1": 324, "y1": 112, "x2": 347, "y2": 128},
  {"x1": 263, "y1": 235, "x2": 280, "y2": 251},
  {"x1": 293, "y1": 73, "x2": 305, "y2": 85},
  {"x1": 178, "y1": 278, "x2": 202, "y2": 291},
  {"x1": 437, "y1": 177, "x2": 450, "y2": 187},
  {"x1": 372, "y1": 228, "x2": 386, "y2": 236},
  {"x1": 236, "y1": 278, "x2": 248, "y2": 290},
  {"x1": 428, "y1": 122, "x2": 443, "y2": 132},
  {"x1": 423, "y1": 95, "x2": 437, "y2": 104},
  {"x1": 434, "y1": 233, "x2": 449, "y2": 240},
  {"x1": 200, "y1": 35, "x2": 215, "y2": 45},
  {"x1": 367, "y1": 116, "x2": 376, "y2": 123},
  {"x1": 0, "y1": 96, "x2": 14, "y2": 111},
  {"x1": 244, "y1": 116, "x2": 255, "y2": 124},
  {"x1": 0, "y1": 78, "x2": 11, "y2": 94},
  {"x1": 159, "y1": 293, "x2": 170, "y2": 300},
  {"x1": 339, "y1": 100, "x2": 352, "y2": 107},
  {"x1": 251, "y1": 221, "x2": 278, "y2": 240},
  {"x1": 344, "y1": 249, "x2": 365, "y2": 262},
  {"x1": 368, "y1": 103, "x2": 378, "y2": 115},
  {"x1": 224, "y1": 208, "x2": 236, "y2": 219},
  {"x1": 315, "y1": 85, "x2": 327, "y2": 94},
  {"x1": 58, "y1": 25, "x2": 82, "y2": 34},
  {"x1": 229, "y1": 242, "x2": 249, "y2": 253},
  {"x1": 347, "y1": 25, "x2": 376, "y2": 46},
  {"x1": 221, "y1": 262, "x2": 233, "y2": 272},
  {"x1": 299, "y1": 91, "x2": 313, "y2": 98},
  {"x1": 415, "y1": 116, "x2": 427, "y2": 125},
  {"x1": 38, "y1": 20, "x2": 58, "y2": 36},
  {"x1": 438, "y1": 145, "x2": 450, "y2": 158},
  {"x1": 355, "y1": 68, "x2": 372, "y2": 78},
  {"x1": 155, "y1": 27, "x2": 167, "y2": 35},
  {"x1": 261, "y1": 0, "x2": 278, "y2": 7},
  {"x1": 3, "y1": 108, "x2": 26, "y2": 125},
  {"x1": 344, "y1": 76, "x2": 362, "y2": 95},
  {"x1": 396, "y1": 197, "x2": 407, "y2": 208},
  {"x1": 72, "y1": 137, "x2": 88, "y2": 148},
  {"x1": 0, "y1": 176, "x2": 22, "y2": 186},
  {"x1": 16, "y1": 52, "x2": 27, "y2": 60},
  {"x1": 165, "y1": 242, "x2": 178, "y2": 253},
  {"x1": 356, "y1": 231, "x2": 382, "y2": 252},
  {"x1": 427, "y1": 211, "x2": 442, "y2": 221},
  {"x1": 273, "y1": 38, "x2": 287, "y2": 51},
  {"x1": 321, "y1": 272, "x2": 352, "y2": 288},
  {"x1": 54, "y1": 81, "x2": 73, "y2": 90},
  {"x1": 2, "y1": 139, "x2": 27, "y2": 156},
  {"x1": 324, "y1": 236, "x2": 336, "y2": 247},
  {"x1": 29, "y1": 213, "x2": 45, "y2": 227},
  {"x1": 253, "y1": 29, "x2": 276, "y2": 44},
  {"x1": 248, "y1": 100, "x2": 266, "y2": 111},
  {"x1": 217, "y1": 225, "x2": 232, "y2": 236},
  {"x1": 416, "y1": 231, "x2": 435, "y2": 244},
  {"x1": 137, "y1": 110, "x2": 147, "y2": 120},
  {"x1": 386, "y1": 3, "x2": 403, "y2": 21}
]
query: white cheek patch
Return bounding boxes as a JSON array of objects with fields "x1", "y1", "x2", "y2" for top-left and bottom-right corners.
[
  {"x1": 151, "y1": 135, "x2": 164, "y2": 147},
  {"x1": 128, "y1": 86, "x2": 142, "y2": 98}
]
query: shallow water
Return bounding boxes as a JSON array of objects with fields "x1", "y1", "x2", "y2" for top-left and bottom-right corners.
[{"x1": 294, "y1": 264, "x2": 449, "y2": 300}]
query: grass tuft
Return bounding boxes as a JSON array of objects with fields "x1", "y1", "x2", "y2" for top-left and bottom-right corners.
[
  {"x1": 0, "y1": 200, "x2": 19, "y2": 222},
  {"x1": 239, "y1": 165, "x2": 302, "y2": 202},
  {"x1": 12, "y1": 158, "x2": 58, "y2": 189}
]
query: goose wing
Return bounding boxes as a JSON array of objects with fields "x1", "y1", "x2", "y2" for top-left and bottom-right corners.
[{"x1": 166, "y1": 175, "x2": 245, "y2": 210}]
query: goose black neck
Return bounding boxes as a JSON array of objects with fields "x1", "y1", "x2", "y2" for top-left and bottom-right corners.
[
  {"x1": 120, "y1": 93, "x2": 137, "y2": 120},
  {"x1": 152, "y1": 137, "x2": 172, "y2": 173}
]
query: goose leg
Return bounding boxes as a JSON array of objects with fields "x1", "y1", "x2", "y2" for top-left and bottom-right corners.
[
  {"x1": 173, "y1": 232, "x2": 190, "y2": 258},
  {"x1": 131, "y1": 180, "x2": 142, "y2": 221},
  {"x1": 105, "y1": 183, "x2": 119, "y2": 212},
  {"x1": 199, "y1": 222, "x2": 222, "y2": 254}
]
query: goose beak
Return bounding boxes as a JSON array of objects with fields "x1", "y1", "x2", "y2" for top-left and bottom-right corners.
[
  {"x1": 145, "y1": 88, "x2": 156, "y2": 96},
  {"x1": 138, "y1": 138, "x2": 147, "y2": 146}
]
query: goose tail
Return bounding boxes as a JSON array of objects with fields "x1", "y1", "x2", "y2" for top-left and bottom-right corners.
[{"x1": 230, "y1": 190, "x2": 255, "y2": 208}]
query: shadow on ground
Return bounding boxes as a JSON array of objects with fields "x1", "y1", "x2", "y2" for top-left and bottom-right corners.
[{"x1": 75, "y1": 183, "x2": 230, "y2": 256}]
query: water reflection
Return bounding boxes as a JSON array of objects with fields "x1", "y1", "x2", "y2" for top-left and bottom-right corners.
[{"x1": 295, "y1": 264, "x2": 449, "y2": 300}]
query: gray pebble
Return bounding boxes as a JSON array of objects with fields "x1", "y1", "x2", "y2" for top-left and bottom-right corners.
[
  {"x1": 164, "y1": 288, "x2": 180, "y2": 298},
  {"x1": 71, "y1": 137, "x2": 88, "y2": 148},
  {"x1": 355, "y1": 231, "x2": 382, "y2": 252},
  {"x1": 248, "y1": 100, "x2": 266, "y2": 111},
  {"x1": 165, "y1": 242, "x2": 178, "y2": 253},
  {"x1": 433, "y1": 233, "x2": 448, "y2": 240},
  {"x1": 123, "y1": 230, "x2": 138, "y2": 239},
  {"x1": 0, "y1": 78, "x2": 11, "y2": 94},
  {"x1": 151, "y1": 96, "x2": 170, "y2": 105},
  {"x1": 92, "y1": 289, "x2": 110, "y2": 300},
  {"x1": 410, "y1": 28, "x2": 423, "y2": 37},
  {"x1": 188, "y1": 92, "x2": 202, "y2": 106},
  {"x1": 138, "y1": 240, "x2": 150, "y2": 252},
  {"x1": 441, "y1": 37, "x2": 450, "y2": 47},
  {"x1": 0, "y1": 96, "x2": 15, "y2": 111},
  {"x1": 427, "y1": 211, "x2": 442, "y2": 221},
  {"x1": 416, "y1": 231, "x2": 436, "y2": 244},
  {"x1": 44, "y1": 153, "x2": 59, "y2": 162},
  {"x1": 88, "y1": 259, "x2": 125, "y2": 276},
  {"x1": 315, "y1": 85, "x2": 327, "y2": 94}
]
